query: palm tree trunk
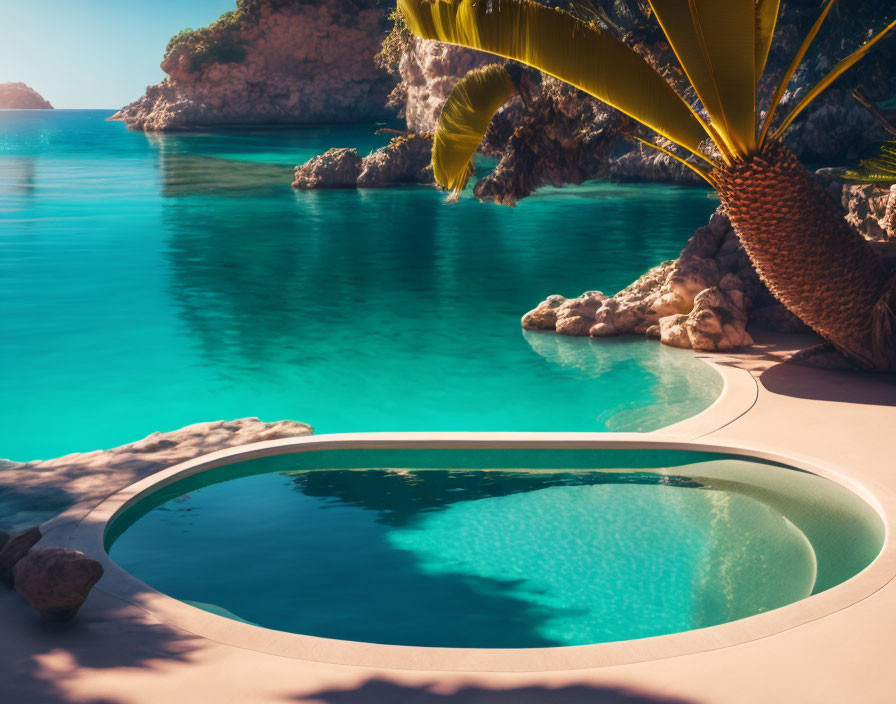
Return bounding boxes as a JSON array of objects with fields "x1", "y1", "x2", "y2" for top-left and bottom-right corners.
[{"x1": 714, "y1": 140, "x2": 896, "y2": 371}]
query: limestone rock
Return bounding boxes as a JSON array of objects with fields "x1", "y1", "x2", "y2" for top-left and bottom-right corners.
[
  {"x1": 682, "y1": 287, "x2": 753, "y2": 352},
  {"x1": 521, "y1": 294, "x2": 566, "y2": 331},
  {"x1": 292, "y1": 148, "x2": 362, "y2": 189},
  {"x1": 521, "y1": 206, "x2": 808, "y2": 351},
  {"x1": 357, "y1": 134, "x2": 433, "y2": 187},
  {"x1": 0, "y1": 526, "x2": 42, "y2": 586},
  {"x1": 659, "y1": 314, "x2": 691, "y2": 350},
  {"x1": 295, "y1": 134, "x2": 434, "y2": 190},
  {"x1": 657, "y1": 288, "x2": 753, "y2": 352},
  {"x1": 13, "y1": 548, "x2": 104, "y2": 621},
  {"x1": 0, "y1": 82, "x2": 53, "y2": 109},
  {"x1": 111, "y1": 0, "x2": 395, "y2": 131},
  {"x1": 589, "y1": 322, "x2": 618, "y2": 337},
  {"x1": 524, "y1": 187, "x2": 896, "y2": 352},
  {"x1": 398, "y1": 38, "x2": 498, "y2": 134},
  {"x1": 554, "y1": 292, "x2": 608, "y2": 336}
]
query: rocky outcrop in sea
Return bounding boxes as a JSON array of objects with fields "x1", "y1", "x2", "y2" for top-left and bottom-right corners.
[
  {"x1": 111, "y1": 0, "x2": 395, "y2": 131},
  {"x1": 292, "y1": 133, "x2": 433, "y2": 189},
  {"x1": 0, "y1": 83, "x2": 52, "y2": 109},
  {"x1": 523, "y1": 180, "x2": 896, "y2": 353}
]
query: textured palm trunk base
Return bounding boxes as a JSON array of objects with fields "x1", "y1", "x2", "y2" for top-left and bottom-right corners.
[{"x1": 715, "y1": 140, "x2": 896, "y2": 371}]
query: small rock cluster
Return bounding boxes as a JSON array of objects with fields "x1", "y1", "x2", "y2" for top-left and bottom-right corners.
[
  {"x1": 522, "y1": 209, "x2": 808, "y2": 352},
  {"x1": 292, "y1": 134, "x2": 433, "y2": 189},
  {"x1": 0, "y1": 527, "x2": 103, "y2": 621},
  {"x1": 292, "y1": 148, "x2": 363, "y2": 188}
]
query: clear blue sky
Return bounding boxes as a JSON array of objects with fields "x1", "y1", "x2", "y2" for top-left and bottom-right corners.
[{"x1": 0, "y1": 0, "x2": 237, "y2": 109}]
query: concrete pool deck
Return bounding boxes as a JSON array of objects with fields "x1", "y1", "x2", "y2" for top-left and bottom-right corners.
[{"x1": 3, "y1": 334, "x2": 896, "y2": 703}]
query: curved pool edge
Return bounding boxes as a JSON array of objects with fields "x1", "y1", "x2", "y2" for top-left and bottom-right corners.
[
  {"x1": 648, "y1": 352, "x2": 756, "y2": 440},
  {"x1": 48, "y1": 429, "x2": 894, "y2": 672}
]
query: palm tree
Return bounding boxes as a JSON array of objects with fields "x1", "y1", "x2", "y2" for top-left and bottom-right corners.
[{"x1": 397, "y1": 0, "x2": 896, "y2": 370}]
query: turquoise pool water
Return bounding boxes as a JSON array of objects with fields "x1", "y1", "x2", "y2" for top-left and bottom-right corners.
[
  {"x1": 107, "y1": 448, "x2": 885, "y2": 647},
  {"x1": 0, "y1": 110, "x2": 721, "y2": 462}
]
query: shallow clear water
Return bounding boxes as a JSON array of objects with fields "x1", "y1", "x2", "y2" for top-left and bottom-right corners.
[
  {"x1": 0, "y1": 110, "x2": 722, "y2": 462},
  {"x1": 107, "y1": 448, "x2": 885, "y2": 647}
]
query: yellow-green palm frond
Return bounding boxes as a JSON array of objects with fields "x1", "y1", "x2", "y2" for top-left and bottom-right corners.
[
  {"x1": 758, "y1": 0, "x2": 835, "y2": 148},
  {"x1": 754, "y1": 0, "x2": 781, "y2": 82},
  {"x1": 842, "y1": 140, "x2": 896, "y2": 185},
  {"x1": 432, "y1": 64, "x2": 518, "y2": 199},
  {"x1": 398, "y1": 0, "x2": 711, "y2": 161},
  {"x1": 648, "y1": 0, "x2": 758, "y2": 157},
  {"x1": 772, "y1": 16, "x2": 896, "y2": 141}
]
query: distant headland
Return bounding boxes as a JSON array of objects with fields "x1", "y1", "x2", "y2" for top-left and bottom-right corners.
[
  {"x1": 110, "y1": 0, "x2": 394, "y2": 131},
  {"x1": 0, "y1": 82, "x2": 53, "y2": 109}
]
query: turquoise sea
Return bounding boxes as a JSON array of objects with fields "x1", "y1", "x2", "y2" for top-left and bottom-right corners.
[{"x1": 0, "y1": 110, "x2": 720, "y2": 462}]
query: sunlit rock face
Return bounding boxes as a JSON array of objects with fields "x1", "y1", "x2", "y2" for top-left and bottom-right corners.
[
  {"x1": 0, "y1": 83, "x2": 52, "y2": 109},
  {"x1": 111, "y1": 0, "x2": 396, "y2": 131},
  {"x1": 399, "y1": 38, "x2": 499, "y2": 135},
  {"x1": 522, "y1": 208, "x2": 807, "y2": 352}
]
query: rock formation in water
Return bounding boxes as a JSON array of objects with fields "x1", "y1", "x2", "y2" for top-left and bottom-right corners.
[
  {"x1": 292, "y1": 148, "x2": 364, "y2": 188},
  {"x1": 0, "y1": 83, "x2": 53, "y2": 109},
  {"x1": 292, "y1": 133, "x2": 433, "y2": 188},
  {"x1": 523, "y1": 179, "x2": 896, "y2": 353},
  {"x1": 111, "y1": 0, "x2": 395, "y2": 130},
  {"x1": 0, "y1": 418, "x2": 312, "y2": 533}
]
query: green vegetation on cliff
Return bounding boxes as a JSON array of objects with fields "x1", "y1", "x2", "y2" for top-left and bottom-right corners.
[
  {"x1": 164, "y1": 8, "x2": 246, "y2": 72},
  {"x1": 167, "y1": 0, "x2": 393, "y2": 73}
]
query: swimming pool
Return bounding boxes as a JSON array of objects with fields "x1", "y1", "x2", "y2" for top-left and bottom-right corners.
[{"x1": 106, "y1": 446, "x2": 884, "y2": 649}]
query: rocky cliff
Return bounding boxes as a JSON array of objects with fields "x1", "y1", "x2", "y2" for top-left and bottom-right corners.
[
  {"x1": 111, "y1": 0, "x2": 395, "y2": 131},
  {"x1": 0, "y1": 83, "x2": 52, "y2": 109}
]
